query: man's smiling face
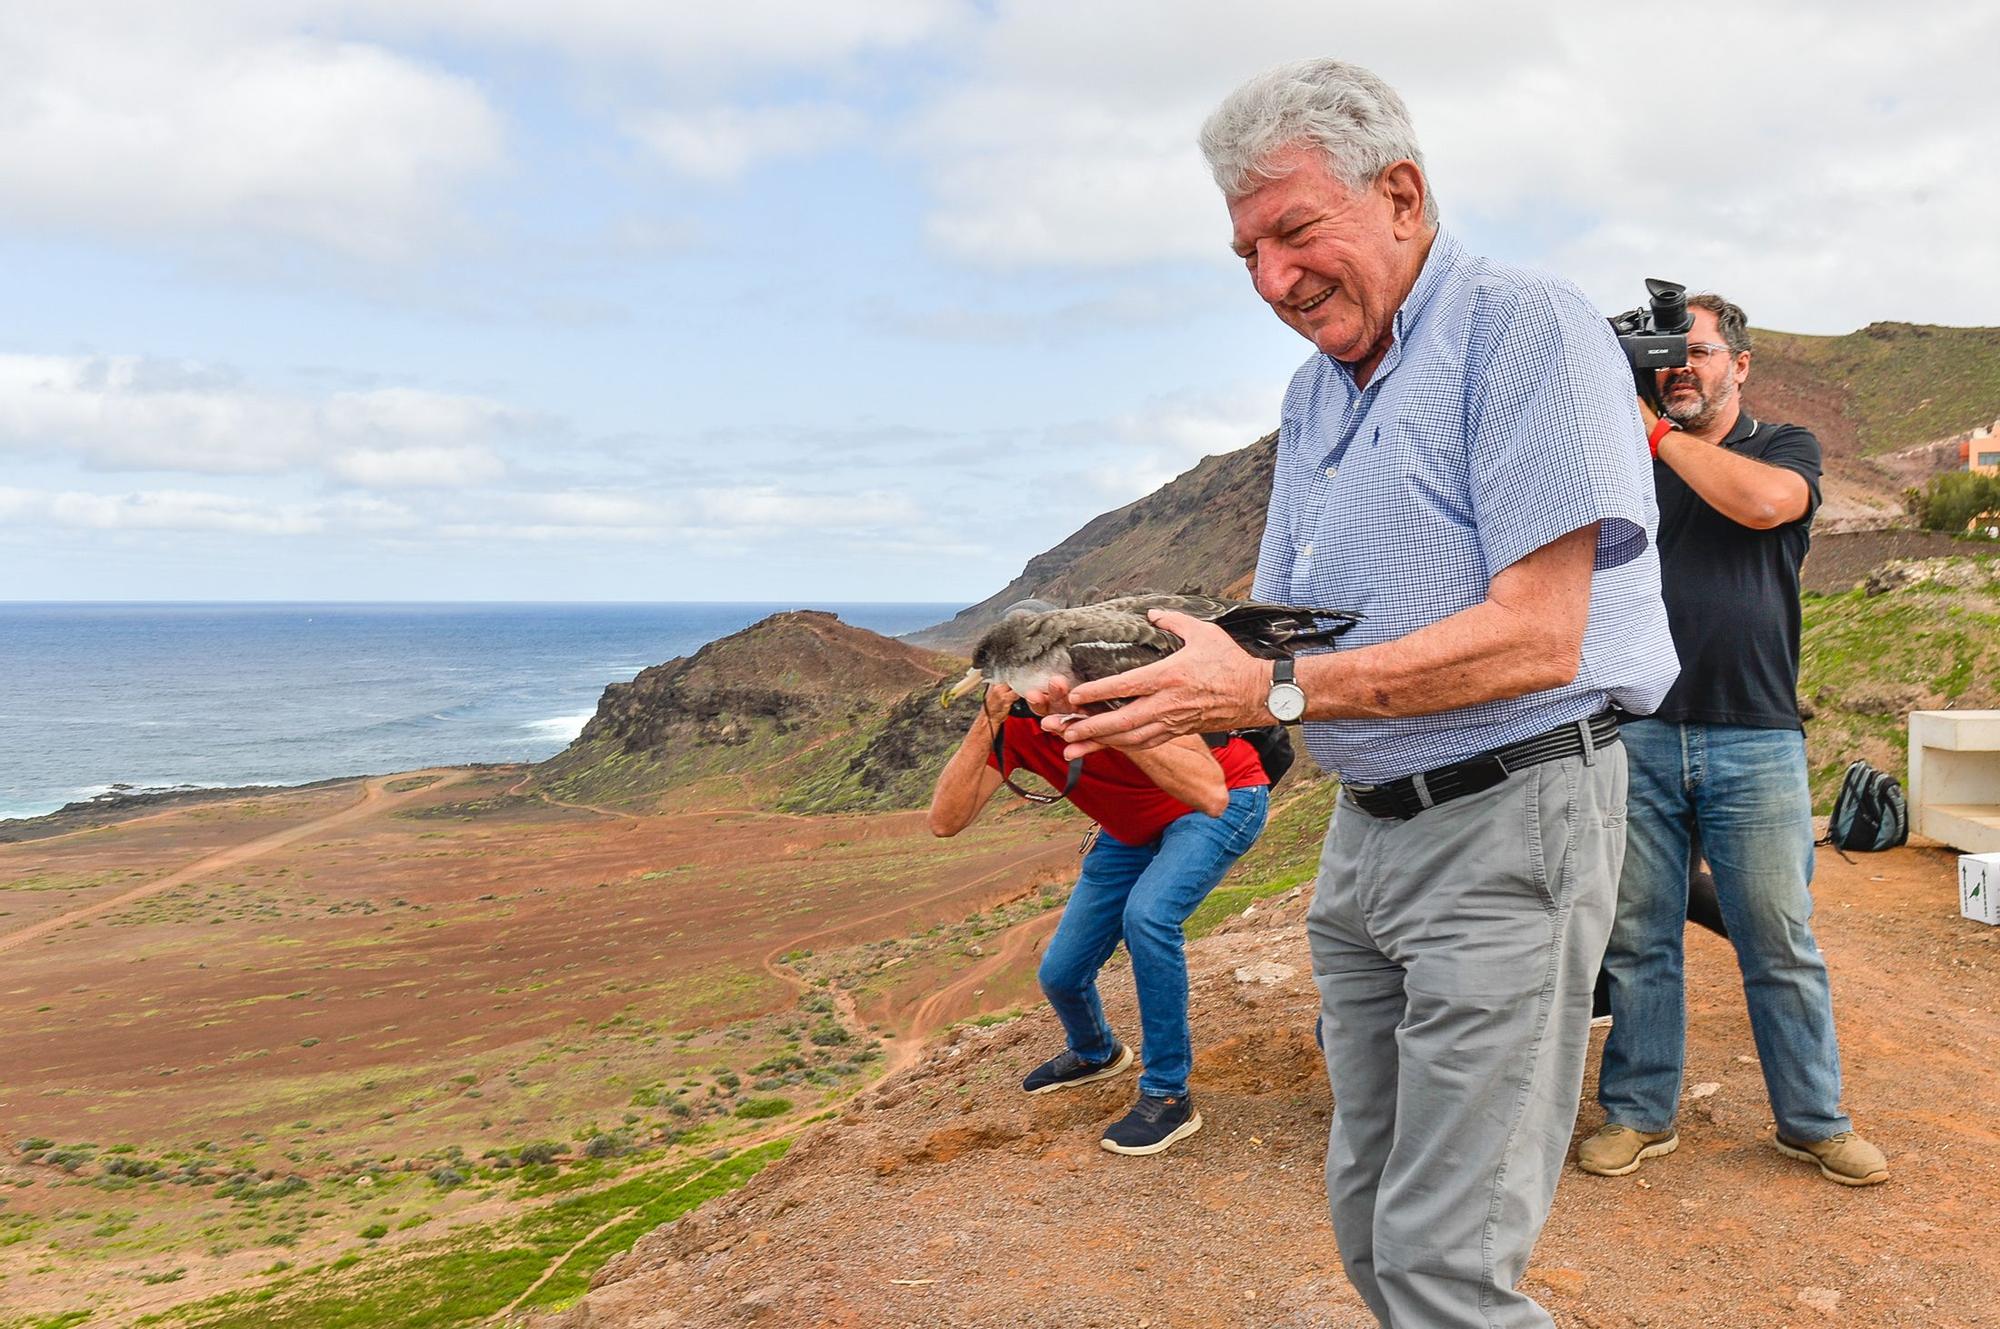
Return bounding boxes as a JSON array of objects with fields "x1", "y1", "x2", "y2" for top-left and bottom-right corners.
[{"x1": 1226, "y1": 146, "x2": 1420, "y2": 373}]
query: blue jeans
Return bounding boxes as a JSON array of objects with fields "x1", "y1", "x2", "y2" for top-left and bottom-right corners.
[
  {"x1": 1037, "y1": 785, "x2": 1269, "y2": 1098},
  {"x1": 1598, "y1": 720, "x2": 1850, "y2": 1140}
]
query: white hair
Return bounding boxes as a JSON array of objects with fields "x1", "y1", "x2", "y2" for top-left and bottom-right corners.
[{"x1": 1199, "y1": 58, "x2": 1438, "y2": 224}]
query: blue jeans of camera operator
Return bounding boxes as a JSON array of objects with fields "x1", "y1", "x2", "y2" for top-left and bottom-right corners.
[{"x1": 1598, "y1": 720, "x2": 1848, "y2": 1140}]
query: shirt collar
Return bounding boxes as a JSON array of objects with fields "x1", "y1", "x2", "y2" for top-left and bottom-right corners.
[
  {"x1": 1721, "y1": 408, "x2": 1760, "y2": 448},
  {"x1": 1323, "y1": 226, "x2": 1460, "y2": 388},
  {"x1": 1393, "y1": 226, "x2": 1459, "y2": 342}
]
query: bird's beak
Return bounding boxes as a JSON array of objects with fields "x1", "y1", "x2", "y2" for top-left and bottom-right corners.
[{"x1": 941, "y1": 667, "x2": 984, "y2": 708}]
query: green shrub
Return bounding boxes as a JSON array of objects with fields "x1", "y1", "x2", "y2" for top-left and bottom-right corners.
[
  {"x1": 359, "y1": 1223, "x2": 388, "y2": 1239},
  {"x1": 734, "y1": 1097, "x2": 792, "y2": 1120},
  {"x1": 1908, "y1": 471, "x2": 2000, "y2": 531}
]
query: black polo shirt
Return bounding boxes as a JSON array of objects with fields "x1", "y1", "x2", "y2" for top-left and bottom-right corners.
[{"x1": 1644, "y1": 411, "x2": 1822, "y2": 729}]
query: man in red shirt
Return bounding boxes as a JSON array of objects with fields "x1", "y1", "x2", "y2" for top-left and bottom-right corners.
[{"x1": 930, "y1": 680, "x2": 1270, "y2": 1155}]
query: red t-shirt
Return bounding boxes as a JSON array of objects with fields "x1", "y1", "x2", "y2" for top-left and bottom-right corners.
[{"x1": 985, "y1": 715, "x2": 1269, "y2": 846}]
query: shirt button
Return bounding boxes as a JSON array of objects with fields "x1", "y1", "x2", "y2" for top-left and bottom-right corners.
[
  {"x1": 1324, "y1": 466, "x2": 1338, "y2": 478},
  {"x1": 1300, "y1": 543, "x2": 1315, "y2": 558}
]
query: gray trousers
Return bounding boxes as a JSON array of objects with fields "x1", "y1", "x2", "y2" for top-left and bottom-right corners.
[{"x1": 1306, "y1": 748, "x2": 1625, "y2": 1328}]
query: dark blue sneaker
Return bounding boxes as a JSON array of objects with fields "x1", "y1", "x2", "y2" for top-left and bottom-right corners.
[
  {"x1": 1021, "y1": 1043, "x2": 1133, "y2": 1094},
  {"x1": 1100, "y1": 1092, "x2": 1202, "y2": 1156}
]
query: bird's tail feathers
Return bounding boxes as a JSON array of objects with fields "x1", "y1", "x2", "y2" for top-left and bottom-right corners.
[{"x1": 1214, "y1": 602, "x2": 1362, "y2": 657}]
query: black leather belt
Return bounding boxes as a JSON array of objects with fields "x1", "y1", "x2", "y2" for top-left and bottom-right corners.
[{"x1": 1346, "y1": 711, "x2": 1620, "y2": 821}]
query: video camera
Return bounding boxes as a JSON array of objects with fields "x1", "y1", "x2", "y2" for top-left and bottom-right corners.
[{"x1": 1607, "y1": 278, "x2": 1692, "y2": 412}]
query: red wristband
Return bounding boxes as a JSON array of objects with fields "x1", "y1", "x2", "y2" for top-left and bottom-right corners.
[{"x1": 1647, "y1": 416, "x2": 1676, "y2": 457}]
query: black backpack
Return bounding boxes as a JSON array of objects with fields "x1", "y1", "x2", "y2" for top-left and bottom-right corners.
[
  {"x1": 1823, "y1": 760, "x2": 1908, "y2": 853},
  {"x1": 1205, "y1": 726, "x2": 1295, "y2": 789}
]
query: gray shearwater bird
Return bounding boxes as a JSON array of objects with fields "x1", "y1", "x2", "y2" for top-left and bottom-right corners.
[{"x1": 942, "y1": 594, "x2": 1361, "y2": 706}]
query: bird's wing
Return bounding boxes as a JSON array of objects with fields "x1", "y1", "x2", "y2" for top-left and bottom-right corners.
[
  {"x1": 1061, "y1": 613, "x2": 1184, "y2": 686},
  {"x1": 1096, "y1": 593, "x2": 1230, "y2": 620},
  {"x1": 1212, "y1": 601, "x2": 1363, "y2": 659}
]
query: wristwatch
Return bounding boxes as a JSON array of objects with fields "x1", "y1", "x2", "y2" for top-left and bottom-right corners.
[{"x1": 1267, "y1": 657, "x2": 1306, "y2": 724}]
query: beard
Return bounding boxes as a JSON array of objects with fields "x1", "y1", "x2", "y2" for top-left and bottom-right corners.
[{"x1": 1660, "y1": 369, "x2": 1733, "y2": 431}]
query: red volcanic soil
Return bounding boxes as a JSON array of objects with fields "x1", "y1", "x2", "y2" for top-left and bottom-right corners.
[
  {"x1": 0, "y1": 768, "x2": 1072, "y2": 1158},
  {"x1": 543, "y1": 843, "x2": 2000, "y2": 1329}
]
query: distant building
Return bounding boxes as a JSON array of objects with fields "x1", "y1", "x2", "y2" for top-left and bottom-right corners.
[{"x1": 1963, "y1": 420, "x2": 1999, "y2": 474}]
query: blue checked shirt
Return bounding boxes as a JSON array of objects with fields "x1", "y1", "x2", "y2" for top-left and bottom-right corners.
[{"x1": 1252, "y1": 229, "x2": 1678, "y2": 785}]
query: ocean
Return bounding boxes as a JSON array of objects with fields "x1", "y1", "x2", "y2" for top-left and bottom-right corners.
[{"x1": 0, "y1": 602, "x2": 960, "y2": 823}]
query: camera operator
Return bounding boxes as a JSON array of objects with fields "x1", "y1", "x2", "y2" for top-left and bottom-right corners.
[{"x1": 1582, "y1": 294, "x2": 1887, "y2": 1186}]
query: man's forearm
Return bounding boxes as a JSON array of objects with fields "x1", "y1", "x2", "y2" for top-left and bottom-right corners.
[
  {"x1": 1126, "y1": 736, "x2": 1229, "y2": 816},
  {"x1": 928, "y1": 716, "x2": 1003, "y2": 836},
  {"x1": 1294, "y1": 592, "x2": 1584, "y2": 721},
  {"x1": 1050, "y1": 523, "x2": 1599, "y2": 755},
  {"x1": 1291, "y1": 519, "x2": 1598, "y2": 719},
  {"x1": 1658, "y1": 432, "x2": 1809, "y2": 529}
]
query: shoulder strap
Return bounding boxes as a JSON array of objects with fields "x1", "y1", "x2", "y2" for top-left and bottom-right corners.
[{"x1": 991, "y1": 718, "x2": 1083, "y2": 806}]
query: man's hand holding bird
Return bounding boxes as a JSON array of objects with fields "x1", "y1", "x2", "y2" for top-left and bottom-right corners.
[{"x1": 1046, "y1": 610, "x2": 1273, "y2": 757}]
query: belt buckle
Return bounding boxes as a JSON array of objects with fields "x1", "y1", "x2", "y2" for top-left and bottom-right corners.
[{"x1": 1344, "y1": 783, "x2": 1396, "y2": 820}]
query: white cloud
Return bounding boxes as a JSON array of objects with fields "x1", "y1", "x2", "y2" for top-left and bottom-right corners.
[
  {"x1": 0, "y1": 8, "x2": 505, "y2": 258},
  {"x1": 0, "y1": 486, "x2": 326, "y2": 536},
  {"x1": 1, "y1": 477, "x2": 927, "y2": 546},
  {"x1": 518, "y1": 492, "x2": 662, "y2": 528},
  {"x1": 327, "y1": 0, "x2": 962, "y2": 84},
  {"x1": 325, "y1": 446, "x2": 505, "y2": 489},
  {"x1": 481, "y1": 486, "x2": 924, "y2": 540},
  {"x1": 862, "y1": 282, "x2": 1234, "y2": 345},
  {"x1": 1076, "y1": 387, "x2": 1274, "y2": 504},
  {"x1": 900, "y1": 1, "x2": 2000, "y2": 328},
  {"x1": 626, "y1": 103, "x2": 866, "y2": 181},
  {"x1": 0, "y1": 354, "x2": 522, "y2": 487},
  {"x1": 691, "y1": 486, "x2": 920, "y2": 531}
]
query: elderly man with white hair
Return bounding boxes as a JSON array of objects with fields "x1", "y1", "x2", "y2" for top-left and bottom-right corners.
[{"x1": 1049, "y1": 59, "x2": 1677, "y2": 1327}]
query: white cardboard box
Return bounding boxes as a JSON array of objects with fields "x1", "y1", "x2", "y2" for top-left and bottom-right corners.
[{"x1": 1962, "y1": 853, "x2": 2000, "y2": 926}]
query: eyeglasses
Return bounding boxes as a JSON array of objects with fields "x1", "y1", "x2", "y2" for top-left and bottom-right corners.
[{"x1": 1684, "y1": 342, "x2": 1737, "y2": 365}]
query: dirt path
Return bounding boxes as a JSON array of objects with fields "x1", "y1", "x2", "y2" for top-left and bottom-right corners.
[
  {"x1": 882, "y1": 907, "x2": 1065, "y2": 1071},
  {"x1": 506, "y1": 772, "x2": 643, "y2": 826},
  {"x1": 490, "y1": 1205, "x2": 644, "y2": 1324},
  {"x1": 756, "y1": 839, "x2": 1075, "y2": 1071},
  {"x1": 0, "y1": 770, "x2": 468, "y2": 956}
]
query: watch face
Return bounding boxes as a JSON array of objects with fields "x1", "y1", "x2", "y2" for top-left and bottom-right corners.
[{"x1": 1269, "y1": 681, "x2": 1306, "y2": 723}]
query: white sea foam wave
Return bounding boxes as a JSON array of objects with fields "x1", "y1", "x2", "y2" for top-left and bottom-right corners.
[{"x1": 520, "y1": 710, "x2": 594, "y2": 743}]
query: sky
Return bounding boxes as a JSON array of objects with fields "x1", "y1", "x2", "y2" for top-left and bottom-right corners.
[{"x1": 3, "y1": 2, "x2": 1996, "y2": 604}]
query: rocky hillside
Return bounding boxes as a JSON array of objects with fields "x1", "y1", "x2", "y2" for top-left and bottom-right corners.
[
  {"x1": 914, "y1": 322, "x2": 2000, "y2": 650},
  {"x1": 532, "y1": 611, "x2": 969, "y2": 813}
]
